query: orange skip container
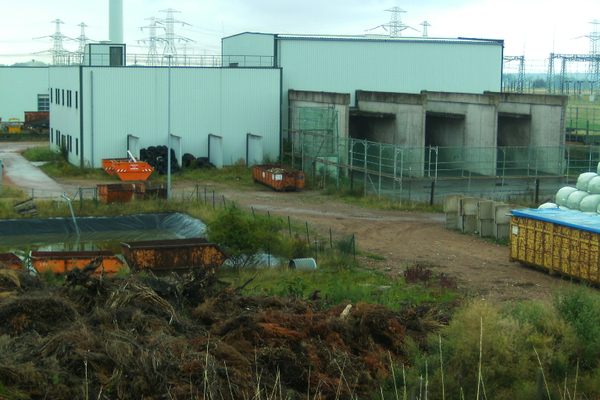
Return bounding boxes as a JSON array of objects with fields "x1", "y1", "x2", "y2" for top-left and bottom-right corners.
[
  {"x1": 102, "y1": 158, "x2": 154, "y2": 182},
  {"x1": 31, "y1": 251, "x2": 125, "y2": 275}
]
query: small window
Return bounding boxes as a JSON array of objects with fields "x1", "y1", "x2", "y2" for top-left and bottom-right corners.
[
  {"x1": 50, "y1": 88, "x2": 53, "y2": 103},
  {"x1": 66, "y1": 90, "x2": 71, "y2": 107},
  {"x1": 75, "y1": 138, "x2": 79, "y2": 156},
  {"x1": 75, "y1": 91, "x2": 78, "y2": 109},
  {"x1": 55, "y1": 89, "x2": 59, "y2": 104},
  {"x1": 62, "y1": 90, "x2": 65, "y2": 106},
  {"x1": 50, "y1": 128, "x2": 53, "y2": 143},
  {"x1": 38, "y1": 94, "x2": 49, "y2": 112}
]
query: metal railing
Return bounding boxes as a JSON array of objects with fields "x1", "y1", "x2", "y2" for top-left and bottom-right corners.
[{"x1": 288, "y1": 130, "x2": 600, "y2": 202}]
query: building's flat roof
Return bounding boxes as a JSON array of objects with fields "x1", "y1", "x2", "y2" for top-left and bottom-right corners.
[
  {"x1": 223, "y1": 31, "x2": 504, "y2": 46},
  {"x1": 511, "y1": 208, "x2": 600, "y2": 234}
]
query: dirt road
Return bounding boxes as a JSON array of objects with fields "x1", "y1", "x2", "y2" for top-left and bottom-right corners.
[
  {"x1": 210, "y1": 185, "x2": 569, "y2": 303},
  {"x1": 0, "y1": 143, "x2": 571, "y2": 303}
]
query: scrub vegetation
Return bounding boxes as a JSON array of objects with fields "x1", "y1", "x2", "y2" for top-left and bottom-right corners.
[{"x1": 3, "y1": 164, "x2": 600, "y2": 397}]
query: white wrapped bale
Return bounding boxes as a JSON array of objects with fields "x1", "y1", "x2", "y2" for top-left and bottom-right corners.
[
  {"x1": 555, "y1": 186, "x2": 578, "y2": 206},
  {"x1": 580, "y1": 195, "x2": 600, "y2": 213},
  {"x1": 538, "y1": 202, "x2": 559, "y2": 209},
  {"x1": 566, "y1": 190, "x2": 589, "y2": 210},
  {"x1": 588, "y1": 176, "x2": 600, "y2": 194},
  {"x1": 576, "y1": 172, "x2": 598, "y2": 192},
  {"x1": 598, "y1": 162, "x2": 600, "y2": 175}
]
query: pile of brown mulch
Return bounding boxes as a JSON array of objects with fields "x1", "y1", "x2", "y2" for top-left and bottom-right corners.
[{"x1": 0, "y1": 269, "x2": 444, "y2": 400}]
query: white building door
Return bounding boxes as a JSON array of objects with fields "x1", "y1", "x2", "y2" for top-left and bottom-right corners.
[
  {"x1": 208, "y1": 134, "x2": 223, "y2": 168},
  {"x1": 246, "y1": 133, "x2": 263, "y2": 166}
]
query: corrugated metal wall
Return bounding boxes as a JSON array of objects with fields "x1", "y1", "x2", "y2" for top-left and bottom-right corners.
[
  {"x1": 0, "y1": 67, "x2": 49, "y2": 121},
  {"x1": 80, "y1": 67, "x2": 280, "y2": 168},
  {"x1": 221, "y1": 33, "x2": 275, "y2": 67},
  {"x1": 48, "y1": 66, "x2": 82, "y2": 165},
  {"x1": 278, "y1": 38, "x2": 503, "y2": 105}
]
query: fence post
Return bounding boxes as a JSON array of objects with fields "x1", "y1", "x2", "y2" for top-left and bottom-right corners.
[
  {"x1": 288, "y1": 216, "x2": 292, "y2": 237},
  {"x1": 352, "y1": 234, "x2": 356, "y2": 261},
  {"x1": 429, "y1": 180, "x2": 435, "y2": 206},
  {"x1": 222, "y1": 195, "x2": 226, "y2": 208},
  {"x1": 534, "y1": 178, "x2": 540, "y2": 205},
  {"x1": 204, "y1": 186, "x2": 207, "y2": 205},
  {"x1": 305, "y1": 222, "x2": 310, "y2": 244},
  {"x1": 329, "y1": 228, "x2": 333, "y2": 249}
]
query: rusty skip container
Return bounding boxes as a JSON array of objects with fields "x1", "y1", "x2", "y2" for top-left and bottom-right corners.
[
  {"x1": 252, "y1": 164, "x2": 305, "y2": 192},
  {"x1": 97, "y1": 183, "x2": 138, "y2": 204},
  {"x1": 31, "y1": 251, "x2": 125, "y2": 275},
  {"x1": 510, "y1": 209, "x2": 600, "y2": 284},
  {"x1": 121, "y1": 238, "x2": 227, "y2": 273}
]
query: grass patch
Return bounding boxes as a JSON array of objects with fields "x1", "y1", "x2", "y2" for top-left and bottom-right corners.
[
  {"x1": 219, "y1": 260, "x2": 458, "y2": 310},
  {"x1": 21, "y1": 146, "x2": 62, "y2": 162},
  {"x1": 0, "y1": 186, "x2": 27, "y2": 200},
  {"x1": 326, "y1": 188, "x2": 442, "y2": 212},
  {"x1": 39, "y1": 161, "x2": 111, "y2": 180},
  {"x1": 174, "y1": 164, "x2": 253, "y2": 187}
]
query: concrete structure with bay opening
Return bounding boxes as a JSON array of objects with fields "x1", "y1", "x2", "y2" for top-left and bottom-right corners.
[{"x1": 291, "y1": 89, "x2": 567, "y2": 177}]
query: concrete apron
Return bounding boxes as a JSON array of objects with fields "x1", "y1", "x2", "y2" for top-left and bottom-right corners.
[{"x1": 0, "y1": 143, "x2": 64, "y2": 198}]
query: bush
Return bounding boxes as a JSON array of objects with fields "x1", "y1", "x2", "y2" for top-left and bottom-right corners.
[
  {"x1": 554, "y1": 287, "x2": 600, "y2": 369},
  {"x1": 207, "y1": 206, "x2": 282, "y2": 267}
]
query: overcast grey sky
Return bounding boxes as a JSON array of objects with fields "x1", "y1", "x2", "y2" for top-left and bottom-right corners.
[{"x1": 1, "y1": 0, "x2": 599, "y2": 65}]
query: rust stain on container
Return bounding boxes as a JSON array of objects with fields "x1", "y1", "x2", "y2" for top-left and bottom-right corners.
[
  {"x1": 510, "y1": 209, "x2": 600, "y2": 284},
  {"x1": 121, "y1": 238, "x2": 227, "y2": 272},
  {"x1": 31, "y1": 251, "x2": 125, "y2": 275},
  {"x1": 252, "y1": 164, "x2": 304, "y2": 192}
]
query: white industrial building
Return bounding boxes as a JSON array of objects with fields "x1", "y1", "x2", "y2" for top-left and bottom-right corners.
[
  {"x1": 222, "y1": 33, "x2": 505, "y2": 132},
  {"x1": 0, "y1": 66, "x2": 49, "y2": 122},
  {"x1": 49, "y1": 64, "x2": 281, "y2": 168}
]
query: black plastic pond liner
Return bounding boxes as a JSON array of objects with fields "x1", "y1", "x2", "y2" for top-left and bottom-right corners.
[{"x1": 0, "y1": 213, "x2": 205, "y2": 245}]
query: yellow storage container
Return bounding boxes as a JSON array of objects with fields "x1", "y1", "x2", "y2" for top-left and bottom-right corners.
[
  {"x1": 7, "y1": 125, "x2": 22, "y2": 134},
  {"x1": 510, "y1": 209, "x2": 600, "y2": 284}
]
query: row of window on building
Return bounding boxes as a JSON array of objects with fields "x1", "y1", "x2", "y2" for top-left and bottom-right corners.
[
  {"x1": 50, "y1": 88, "x2": 78, "y2": 109},
  {"x1": 51, "y1": 128, "x2": 79, "y2": 157}
]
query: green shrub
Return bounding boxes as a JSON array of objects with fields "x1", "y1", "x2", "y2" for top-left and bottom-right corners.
[
  {"x1": 207, "y1": 206, "x2": 282, "y2": 267},
  {"x1": 554, "y1": 287, "x2": 600, "y2": 369}
]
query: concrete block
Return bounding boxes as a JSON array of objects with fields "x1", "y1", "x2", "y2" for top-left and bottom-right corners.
[
  {"x1": 445, "y1": 213, "x2": 459, "y2": 230},
  {"x1": 493, "y1": 203, "x2": 511, "y2": 224},
  {"x1": 460, "y1": 197, "x2": 479, "y2": 216},
  {"x1": 478, "y1": 219, "x2": 494, "y2": 238},
  {"x1": 461, "y1": 215, "x2": 477, "y2": 234},
  {"x1": 494, "y1": 223, "x2": 510, "y2": 240},
  {"x1": 477, "y1": 200, "x2": 494, "y2": 220},
  {"x1": 443, "y1": 194, "x2": 462, "y2": 213}
]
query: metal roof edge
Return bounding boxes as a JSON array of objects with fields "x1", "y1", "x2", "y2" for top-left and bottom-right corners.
[{"x1": 221, "y1": 32, "x2": 276, "y2": 40}]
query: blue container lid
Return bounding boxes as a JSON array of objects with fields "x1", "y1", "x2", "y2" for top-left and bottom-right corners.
[{"x1": 511, "y1": 208, "x2": 600, "y2": 234}]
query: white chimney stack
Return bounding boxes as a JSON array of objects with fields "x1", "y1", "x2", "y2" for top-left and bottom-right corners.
[{"x1": 109, "y1": 0, "x2": 123, "y2": 43}]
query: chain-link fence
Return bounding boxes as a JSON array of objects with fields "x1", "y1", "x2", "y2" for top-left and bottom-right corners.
[{"x1": 288, "y1": 130, "x2": 600, "y2": 204}]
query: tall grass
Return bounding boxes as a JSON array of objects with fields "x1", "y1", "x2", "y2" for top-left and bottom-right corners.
[
  {"x1": 392, "y1": 288, "x2": 600, "y2": 399},
  {"x1": 21, "y1": 146, "x2": 62, "y2": 162}
]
